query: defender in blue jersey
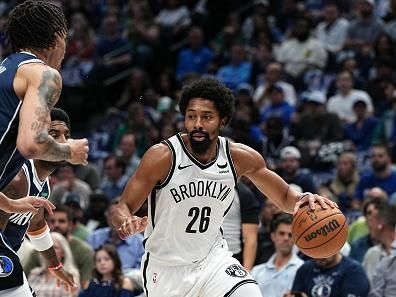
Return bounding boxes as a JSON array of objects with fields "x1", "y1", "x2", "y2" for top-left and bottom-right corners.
[
  {"x1": 0, "y1": 1, "x2": 88, "y2": 215},
  {"x1": 0, "y1": 108, "x2": 76, "y2": 296}
]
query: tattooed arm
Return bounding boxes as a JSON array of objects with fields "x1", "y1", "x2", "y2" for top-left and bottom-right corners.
[{"x1": 15, "y1": 64, "x2": 88, "y2": 164}]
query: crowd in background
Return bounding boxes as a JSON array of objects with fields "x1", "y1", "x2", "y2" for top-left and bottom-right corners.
[{"x1": 2, "y1": 0, "x2": 396, "y2": 296}]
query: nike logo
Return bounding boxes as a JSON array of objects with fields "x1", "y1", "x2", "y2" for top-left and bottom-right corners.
[
  {"x1": 178, "y1": 164, "x2": 193, "y2": 170},
  {"x1": 217, "y1": 162, "x2": 228, "y2": 169}
]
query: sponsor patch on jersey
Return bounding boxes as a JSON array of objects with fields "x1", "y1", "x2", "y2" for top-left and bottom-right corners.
[
  {"x1": 225, "y1": 264, "x2": 247, "y2": 278},
  {"x1": 0, "y1": 256, "x2": 13, "y2": 277}
]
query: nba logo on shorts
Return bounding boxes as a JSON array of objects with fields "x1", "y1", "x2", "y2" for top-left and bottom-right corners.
[
  {"x1": 153, "y1": 272, "x2": 158, "y2": 283},
  {"x1": 225, "y1": 264, "x2": 247, "y2": 278},
  {"x1": 0, "y1": 256, "x2": 13, "y2": 277}
]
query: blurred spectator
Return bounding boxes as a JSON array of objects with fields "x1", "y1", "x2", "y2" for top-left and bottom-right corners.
[
  {"x1": 344, "y1": 99, "x2": 378, "y2": 152},
  {"x1": 253, "y1": 62, "x2": 297, "y2": 109},
  {"x1": 276, "y1": 17, "x2": 328, "y2": 80},
  {"x1": 291, "y1": 91, "x2": 343, "y2": 160},
  {"x1": 223, "y1": 181, "x2": 260, "y2": 271},
  {"x1": 28, "y1": 232, "x2": 80, "y2": 297},
  {"x1": 362, "y1": 204, "x2": 396, "y2": 284},
  {"x1": 350, "y1": 198, "x2": 388, "y2": 263},
  {"x1": 255, "y1": 198, "x2": 282, "y2": 265},
  {"x1": 79, "y1": 244, "x2": 135, "y2": 297},
  {"x1": 51, "y1": 164, "x2": 92, "y2": 211},
  {"x1": 345, "y1": 0, "x2": 384, "y2": 49},
  {"x1": 64, "y1": 193, "x2": 91, "y2": 241},
  {"x1": 176, "y1": 26, "x2": 213, "y2": 81},
  {"x1": 250, "y1": 42, "x2": 275, "y2": 87},
  {"x1": 259, "y1": 83, "x2": 295, "y2": 127},
  {"x1": 25, "y1": 206, "x2": 95, "y2": 289},
  {"x1": 100, "y1": 155, "x2": 129, "y2": 201},
  {"x1": 84, "y1": 193, "x2": 110, "y2": 232},
  {"x1": 116, "y1": 133, "x2": 141, "y2": 178},
  {"x1": 354, "y1": 144, "x2": 396, "y2": 205},
  {"x1": 87, "y1": 200, "x2": 144, "y2": 274},
  {"x1": 314, "y1": 2, "x2": 349, "y2": 55},
  {"x1": 368, "y1": 253, "x2": 396, "y2": 297},
  {"x1": 319, "y1": 152, "x2": 359, "y2": 211},
  {"x1": 277, "y1": 146, "x2": 316, "y2": 193},
  {"x1": 327, "y1": 70, "x2": 374, "y2": 123},
  {"x1": 217, "y1": 43, "x2": 252, "y2": 91},
  {"x1": 285, "y1": 252, "x2": 370, "y2": 297},
  {"x1": 275, "y1": 0, "x2": 300, "y2": 34},
  {"x1": 75, "y1": 164, "x2": 101, "y2": 191},
  {"x1": 251, "y1": 213, "x2": 303, "y2": 297}
]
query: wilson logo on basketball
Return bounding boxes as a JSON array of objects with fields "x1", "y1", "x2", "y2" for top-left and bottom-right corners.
[{"x1": 304, "y1": 219, "x2": 341, "y2": 242}]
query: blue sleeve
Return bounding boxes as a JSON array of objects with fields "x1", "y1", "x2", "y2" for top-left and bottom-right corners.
[
  {"x1": 340, "y1": 263, "x2": 370, "y2": 297},
  {"x1": 119, "y1": 288, "x2": 135, "y2": 297},
  {"x1": 78, "y1": 281, "x2": 95, "y2": 297},
  {"x1": 134, "y1": 235, "x2": 145, "y2": 268}
]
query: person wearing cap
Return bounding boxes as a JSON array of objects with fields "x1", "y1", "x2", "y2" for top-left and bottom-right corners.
[
  {"x1": 327, "y1": 71, "x2": 374, "y2": 123},
  {"x1": 345, "y1": 0, "x2": 384, "y2": 49},
  {"x1": 291, "y1": 91, "x2": 343, "y2": 164},
  {"x1": 277, "y1": 146, "x2": 316, "y2": 194}
]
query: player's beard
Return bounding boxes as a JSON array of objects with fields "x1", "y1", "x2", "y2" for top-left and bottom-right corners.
[{"x1": 189, "y1": 130, "x2": 212, "y2": 155}]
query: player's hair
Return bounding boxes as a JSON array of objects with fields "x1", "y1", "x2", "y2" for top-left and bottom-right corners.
[
  {"x1": 93, "y1": 244, "x2": 123, "y2": 289},
  {"x1": 6, "y1": 0, "x2": 67, "y2": 52},
  {"x1": 51, "y1": 108, "x2": 71, "y2": 130},
  {"x1": 179, "y1": 78, "x2": 235, "y2": 125},
  {"x1": 270, "y1": 213, "x2": 293, "y2": 233}
]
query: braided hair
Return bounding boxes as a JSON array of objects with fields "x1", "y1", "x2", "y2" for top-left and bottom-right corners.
[{"x1": 6, "y1": 0, "x2": 67, "y2": 52}]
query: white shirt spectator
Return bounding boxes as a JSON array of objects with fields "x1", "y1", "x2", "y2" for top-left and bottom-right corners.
[
  {"x1": 253, "y1": 81, "x2": 297, "y2": 107},
  {"x1": 155, "y1": 6, "x2": 191, "y2": 28},
  {"x1": 314, "y1": 18, "x2": 349, "y2": 53},
  {"x1": 327, "y1": 89, "x2": 373, "y2": 122},
  {"x1": 251, "y1": 253, "x2": 303, "y2": 297},
  {"x1": 276, "y1": 37, "x2": 328, "y2": 78}
]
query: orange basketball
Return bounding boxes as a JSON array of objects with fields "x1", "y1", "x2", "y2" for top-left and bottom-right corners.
[{"x1": 292, "y1": 202, "x2": 348, "y2": 259}]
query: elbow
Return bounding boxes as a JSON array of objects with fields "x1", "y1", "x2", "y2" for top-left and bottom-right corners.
[{"x1": 17, "y1": 138, "x2": 41, "y2": 159}]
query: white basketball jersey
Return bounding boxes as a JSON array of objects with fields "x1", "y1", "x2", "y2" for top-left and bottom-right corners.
[{"x1": 144, "y1": 133, "x2": 237, "y2": 265}]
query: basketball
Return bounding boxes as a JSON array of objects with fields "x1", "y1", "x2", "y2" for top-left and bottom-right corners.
[{"x1": 292, "y1": 202, "x2": 348, "y2": 259}]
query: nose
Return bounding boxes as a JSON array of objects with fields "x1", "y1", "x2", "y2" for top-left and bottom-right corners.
[{"x1": 194, "y1": 116, "x2": 202, "y2": 129}]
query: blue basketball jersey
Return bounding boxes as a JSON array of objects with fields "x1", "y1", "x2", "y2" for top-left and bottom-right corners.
[
  {"x1": 0, "y1": 52, "x2": 45, "y2": 190},
  {"x1": 3, "y1": 159, "x2": 51, "y2": 251}
]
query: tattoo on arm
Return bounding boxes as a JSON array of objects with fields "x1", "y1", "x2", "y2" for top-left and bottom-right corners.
[{"x1": 31, "y1": 70, "x2": 71, "y2": 161}]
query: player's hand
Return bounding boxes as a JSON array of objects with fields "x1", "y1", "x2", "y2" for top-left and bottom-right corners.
[
  {"x1": 117, "y1": 215, "x2": 148, "y2": 239},
  {"x1": 294, "y1": 192, "x2": 338, "y2": 214},
  {"x1": 67, "y1": 138, "x2": 89, "y2": 166},
  {"x1": 6, "y1": 196, "x2": 55, "y2": 215},
  {"x1": 50, "y1": 268, "x2": 78, "y2": 293}
]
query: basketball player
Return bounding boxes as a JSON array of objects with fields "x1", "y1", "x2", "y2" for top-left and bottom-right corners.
[
  {"x1": 0, "y1": 1, "x2": 88, "y2": 213},
  {"x1": 0, "y1": 108, "x2": 76, "y2": 296},
  {"x1": 112, "y1": 78, "x2": 337, "y2": 297}
]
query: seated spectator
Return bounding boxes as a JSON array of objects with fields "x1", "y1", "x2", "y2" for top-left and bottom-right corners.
[
  {"x1": 87, "y1": 200, "x2": 144, "y2": 275},
  {"x1": 277, "y1": 146, "x2": 316, "y2": 194},
  {"x1": 349, "y1": 198, "x2": 387, "y2": 263},
  {"x1": 368, "y1": 253, "x2": 396, "y2": 297},
  {"x1": 28, "y1": 232, "x2": 80, "y2": 297},
  {"x1": 84, "y1": 193, "x2": 110, "y2": 232},
  {"x1": 251, "y1": 213, "x2": 303, "y2": 297},
  {"x1": 79, "y1": 244, "x2": 135, "y2": 297},
  {"x1": 176, "y1": 26, "x2": 213, "y2": 81},
  {"x1": 285, "y1": 252, "x2": 370, "y2": 297},
  {"x1": 362, "y1": 204, "x2": 396, "y2": 284},
  {"x1": 354, "y1": 144, "x2": 396, "y2": 207},
  {"x1": 319, "y1": 152, "x2": 360, "y2": 211},
  {"x1": 116, "y1": 133, "x2": 141, "y2": 178},
  {"x1": 344, "y1": 99, "x2": 378, "y2": 152},
  {"x1": 64, "y1": 193, "x2": 91, "y2": 241},
  {"x1": 100, "y1": 155, "x2": 130, "y2": 201},
  {"x1": 327, "y1": 71, "x2": 374, "y2": 123},
  {"x1": 51, "y1": 164, "x2": 92, "y2": 211}
]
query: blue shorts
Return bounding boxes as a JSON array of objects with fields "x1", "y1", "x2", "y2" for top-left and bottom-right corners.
[{"x1": 0, "y1": 231, "x2": 24, "y2": 291}]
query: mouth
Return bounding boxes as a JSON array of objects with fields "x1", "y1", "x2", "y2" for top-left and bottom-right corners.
[{"x1": 191, "y1": 132, "x2": 208, "y2": 141}]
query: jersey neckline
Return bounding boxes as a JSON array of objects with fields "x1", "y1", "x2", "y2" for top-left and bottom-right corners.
[{"x1": 176, "y1": 132, "x2": 220, "y2": 170}]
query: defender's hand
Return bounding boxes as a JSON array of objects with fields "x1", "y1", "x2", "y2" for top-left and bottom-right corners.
[{"x1": 7, "y1": 196, "x2": 55, "y2": 215}]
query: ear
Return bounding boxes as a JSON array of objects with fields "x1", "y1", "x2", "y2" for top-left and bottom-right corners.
[
  {"x1": 270, "y1": 232, "x2": 275, "y2": 242},
  {"x1": 220, "y1": 118, "x2": 227, "y2": 128},
  {"x1": 378, "y1": 224, "x2": 383, "y2": 230}
]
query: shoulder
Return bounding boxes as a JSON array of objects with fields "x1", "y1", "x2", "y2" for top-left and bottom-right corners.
[
  {"x1": 121, "y1": 277, "x2": 134, "y2": 291},
  {"x1": 229, "y1": 142, "x2": 265, "y2": 176}
]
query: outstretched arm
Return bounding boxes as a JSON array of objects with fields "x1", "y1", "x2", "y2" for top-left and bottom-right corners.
[
  {"x1": 112, "y1": 143, "x2": 172, "y2": 238},
  {"x1": 231, "y1": 143, "x2": 336, "y2": 213},
  {"x1": 28, "y1": 209, "x2": 77, "y2": 292},
  {"x1": 15, "y1": 64, "x2": 88, "y2": 165}
]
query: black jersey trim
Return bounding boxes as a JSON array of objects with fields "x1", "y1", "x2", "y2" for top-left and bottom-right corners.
[
  {"x1": 225, "y1": 139, "x2": 238, "y2": 185},
  {"x1": 150, "y1": 190, "x2": 156, "y2": 228},
  {"x1": 142, "y1": 252, "x2": 150, "y2": 297},
  {"x1": 223, "y1": 200, "x2": 234, "y2": 217},
  {"x1": 223, "y1": 279, "x2": 258, "y2": 297},
  {"x1": 155, "y1": 139, "x2": 176, "y2": 189},
  {"x1": 176, "y1": 132, "x2": 219, "y2": 169}
]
